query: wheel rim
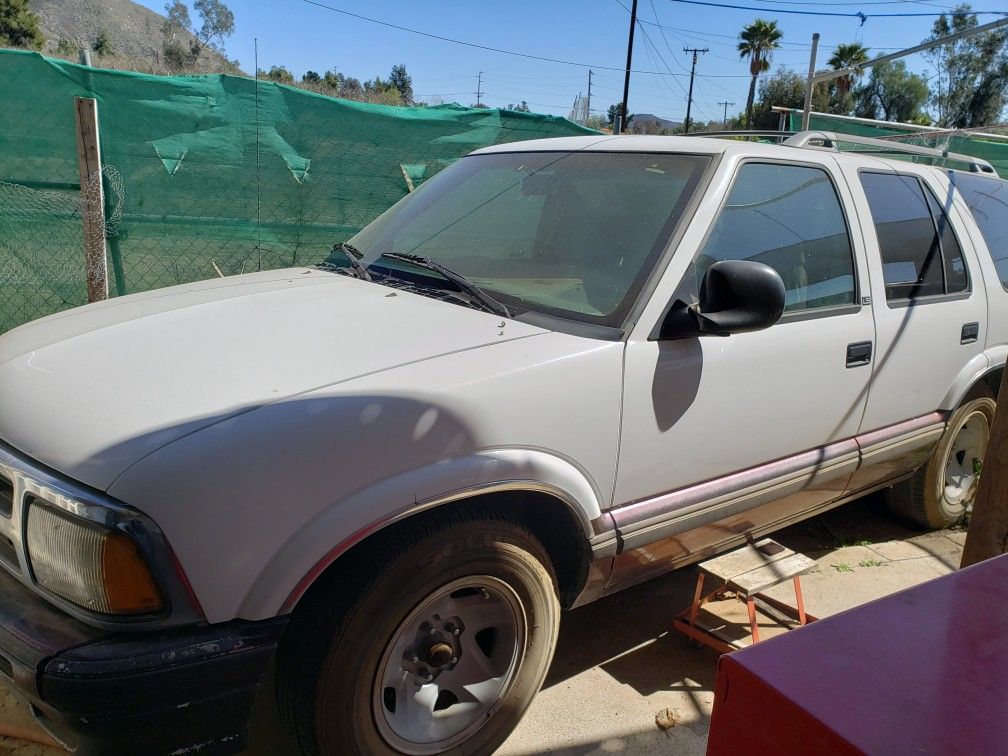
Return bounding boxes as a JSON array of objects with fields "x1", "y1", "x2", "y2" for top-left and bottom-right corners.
[
  {"x1": 942, "y1": 409, "x2": 990, "y2": 508},
  {"x1": 372, "y1": 576, "x2": 525, "y2": 755}
]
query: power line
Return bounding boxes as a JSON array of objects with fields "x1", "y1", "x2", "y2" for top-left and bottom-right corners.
[
  {"x1": 746, "y1": 0, "x2": 954, "y2": 6},
  {"x1": 665, "y1": 0, "x2": 1008, "y2": 21},
  {"x1": 638, "y1": 27, "x2": 713, "y2": 121},
  {"x1": 302, "y1": 0, "x2": 756, "y2": 77},
  {"x1": 301, "y1": 0, "x2": 662, "y2": 75}
]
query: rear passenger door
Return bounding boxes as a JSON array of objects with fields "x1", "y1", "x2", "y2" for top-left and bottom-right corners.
[{"x1": 845, "y1": 166, "x2": 986, "y2": 434}]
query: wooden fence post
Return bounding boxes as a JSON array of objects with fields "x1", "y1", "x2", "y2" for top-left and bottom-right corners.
[
  {"x1": 961, "y1": 367, "x2": 1008, "y2": 567},
  {"x1": 74, "y1": 96, "x2": 109, "y2": 303}
]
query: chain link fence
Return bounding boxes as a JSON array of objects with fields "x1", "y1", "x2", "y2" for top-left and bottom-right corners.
[{"x1": 0, "y1": 49, "x2": 596, "y2": 333}]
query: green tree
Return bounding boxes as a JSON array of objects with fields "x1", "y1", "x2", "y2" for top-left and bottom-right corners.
[
  {"x1": 738, "y1": 19, "x2": 783, "y2": 127},
  {"x1": 926, "y1": 4, "x2": 1008, "y2": 127},
  {"x1": 388, "y1": 64, "x2": 414, "y2": 105},
  {"x1": 362, "y1": 75, "x2": 403, "y2": 104},
  {"x1": 752, "y1": 68, "x2": 803, "y2": 128},
  {"x1": 165, "y1": 0, "x2": 191, "y2": 32},
  {"x1": 854, "y1": 59, "x2": 930, "y2": 123},
  {"x1": 193, "y1": 0, "x2": 234, "y2": 53},
  {"x1": 324, "y1": 70, "x2": 363, "y2": 98},
  {"x1": 828, "y1": 42, "x2": 870, "y2": 115},
  {"x1": 507, "y1": 101, "x2": 531, "y2": 112},
  {"x1": 749, "y1": 67, "x2": 828, "y2": 128},
  {"x1": 92, "y1": 29, "x2": 113, "y2": 56},
  {"x1": 605, "y1": 102, "x2": 633, "y2": 129},
  {"x1": 261, "y1": 65, "x2": 294, "y2": 84},
  {"x1": 302, "y1": 70, "x2": 321, "y2": 84},
  {"x1": 0, "y1": 0, "x2": 45, "y2": 50},
  {"x1": 163, "y1": 1, "x2": 197, "y2": 71}
]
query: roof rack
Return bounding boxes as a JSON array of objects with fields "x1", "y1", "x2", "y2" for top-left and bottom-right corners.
[
  {"x1": 685, "y1": 130, "x2": 795, "y2": 142},
  {"x1": 685, "y1": 129, "x2": 998, "y2": 177},
  {"x1": 784, "y1": 130, "x2": 998, "y2": 176}
]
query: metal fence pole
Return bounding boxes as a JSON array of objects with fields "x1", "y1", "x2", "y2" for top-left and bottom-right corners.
[{"x1": 74, "y1": 97, "x2": 109, "y2": 302}]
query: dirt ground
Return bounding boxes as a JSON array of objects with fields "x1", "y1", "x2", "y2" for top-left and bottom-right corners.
[{"x1": 0, "y1": 493, "x2": 966, "y2": 755}]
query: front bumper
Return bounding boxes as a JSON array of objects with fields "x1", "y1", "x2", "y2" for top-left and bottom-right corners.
[{"x1": 0, "y1": 564, "x2": 286, "y2": 755}]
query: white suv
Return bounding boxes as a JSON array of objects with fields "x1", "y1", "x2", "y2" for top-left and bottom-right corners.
[{"x1": 0, "y1": 132, "x2": 1005, "y2": 755}]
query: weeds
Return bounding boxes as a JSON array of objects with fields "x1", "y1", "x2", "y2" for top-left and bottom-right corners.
[{"x1": 858, "y1": 559, "x2": 886, "y2": 568}]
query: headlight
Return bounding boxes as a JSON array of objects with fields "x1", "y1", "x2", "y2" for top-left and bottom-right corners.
[{"x1": 26, "y1": 498, "x2": 164, "y2": 615}]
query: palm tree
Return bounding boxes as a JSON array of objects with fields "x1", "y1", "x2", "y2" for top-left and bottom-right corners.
[
  {"x1": 828, "y1": 43, "x2": 870, "y2": 115},
  {"x1": 739, "y1": 19, "x2": 783, "y2": 128}
]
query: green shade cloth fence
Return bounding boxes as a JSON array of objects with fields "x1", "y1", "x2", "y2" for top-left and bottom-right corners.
[{"x1": 0, "y1": 49, "x2": 596, "y2": 332}]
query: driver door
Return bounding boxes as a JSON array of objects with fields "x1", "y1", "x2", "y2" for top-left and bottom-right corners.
[{"x1": 609, "y1": 156, "x2": 875, "y2": 589}]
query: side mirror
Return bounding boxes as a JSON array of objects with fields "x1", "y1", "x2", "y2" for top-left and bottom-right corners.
[
  {"x1": 655, "y1": 259, "x2": 786, "y2": 340},
  {"x1": 693, "y1": 260, "x2": 786, "y2": 336}
]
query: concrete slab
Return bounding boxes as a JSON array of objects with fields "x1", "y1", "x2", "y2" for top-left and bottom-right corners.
[{"x1": 498, "y1": 509, "x2": 965, "y2": 755}]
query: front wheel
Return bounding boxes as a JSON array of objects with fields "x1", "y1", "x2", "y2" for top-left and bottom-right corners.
[
  {"x1": 277, "y1": 511, "x2": 560, "y2": 755},
  {"x1": 886, "y1": 391, "x2": 996, "y2": 529}
]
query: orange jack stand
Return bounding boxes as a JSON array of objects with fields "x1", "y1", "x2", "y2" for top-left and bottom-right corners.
[{"x1": 673, "y1": 539, "x2": 818, "y2": 654}]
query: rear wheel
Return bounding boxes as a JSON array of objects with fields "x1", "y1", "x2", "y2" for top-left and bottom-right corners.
[
  {"x1": 886, "y1": 390, "x2": 995, "y2": 529},
  {"x1": 277, "y1": 510, "x2": 560, "y2": 755}
]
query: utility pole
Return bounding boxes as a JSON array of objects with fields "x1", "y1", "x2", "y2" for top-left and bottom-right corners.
[
  {"x1": 682, "y1": 47, "x2": 708, "y2": 133},
  {"x1": 718, "y1": 100, "x2": 735, "y2": 127},
  {"x1": 475, "y1": 71, "x2": 483, "y2": 107},
  {"x1": 801, "y1": 33, "x2": 820, "y2": 131},
  {"x1": 586, "y1": 69, "x2": 593, "y2": 124},
  {"x1": 618, "y1": 0, "x2": 638, "y2": 134}
]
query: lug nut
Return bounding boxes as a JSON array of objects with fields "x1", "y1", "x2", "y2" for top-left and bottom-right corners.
[{"x1": 451, "y1": 656, "x2": 458, "y2": 664}]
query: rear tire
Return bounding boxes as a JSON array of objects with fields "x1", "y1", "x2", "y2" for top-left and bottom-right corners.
[
  {"x1": 276, "y1": 508, "x2": 560, "y2": 755},
  {"x1": 886, "y1": 389, "x2": 995, "y2": 529}
]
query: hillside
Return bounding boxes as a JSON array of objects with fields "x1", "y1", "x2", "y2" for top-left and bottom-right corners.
[{"x1": 29, "y1": 0, "x2": 239, "y2": 74}]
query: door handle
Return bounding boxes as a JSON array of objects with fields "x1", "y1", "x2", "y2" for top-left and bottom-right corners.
[
  {"x1": 846, "y1": 341, "x2": 873, "y2": 368},
  {"x1": 961, "y1": 322, "x2": 979, "y2": 344}
]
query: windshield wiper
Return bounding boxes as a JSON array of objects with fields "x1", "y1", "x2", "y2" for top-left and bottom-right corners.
[
  {"x1": 379, "y1": 252, "x2": 511, "y2": 318},
  {"x1": 324, "y1": 242, "x2": 372, "y2": 281}
]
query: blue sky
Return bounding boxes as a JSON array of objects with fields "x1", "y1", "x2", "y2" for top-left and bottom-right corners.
[{"x1": 136, "y1": 0, "x2": 1008, "y2": 123}]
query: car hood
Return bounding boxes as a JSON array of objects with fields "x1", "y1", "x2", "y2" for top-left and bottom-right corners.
[{"x1": 0, "y1": 268, "x2": 545, "y2": 491}]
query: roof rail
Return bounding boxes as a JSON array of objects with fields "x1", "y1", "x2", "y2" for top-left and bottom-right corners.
[
  {"x1": 784, "y1": 130, "x2": 998, "y2": 176},
  {"x1": 685, "y1": 130, "x2": 795, "y2": 142}
]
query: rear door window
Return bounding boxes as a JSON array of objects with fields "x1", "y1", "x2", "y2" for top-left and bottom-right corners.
[
  {"x1": 951, "y1": 172, "x2": 1008, "y2": 290},
  {"x1": 859, "y1": 172, "x2": 969, "y2": 302}
]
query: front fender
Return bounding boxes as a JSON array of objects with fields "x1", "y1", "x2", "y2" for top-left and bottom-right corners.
[{"x1": 241, "y1": 449, "x2": 604, "y2": 619}]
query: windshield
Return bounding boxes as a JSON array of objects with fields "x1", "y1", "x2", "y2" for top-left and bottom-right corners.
[{"x1": 327, "y1": 150, "x2": 710, "y2": 327}]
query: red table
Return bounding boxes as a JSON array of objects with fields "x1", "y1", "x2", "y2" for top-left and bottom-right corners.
[{"x1": 707, "y1": 554, "x2": 1008, "y2": 755}]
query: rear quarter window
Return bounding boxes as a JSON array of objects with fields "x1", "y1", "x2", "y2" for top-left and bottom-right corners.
[{"x1": 951, "y1": 172, "x2": 1008, "y2": 290}]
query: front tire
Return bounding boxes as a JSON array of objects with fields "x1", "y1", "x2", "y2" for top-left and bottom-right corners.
[
  {"x1": 886, "y1": 390, "x2": 996, "y2": 529},
  {"x1": 277, "y1": 509, "x2": 560, "y2": 755}
]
